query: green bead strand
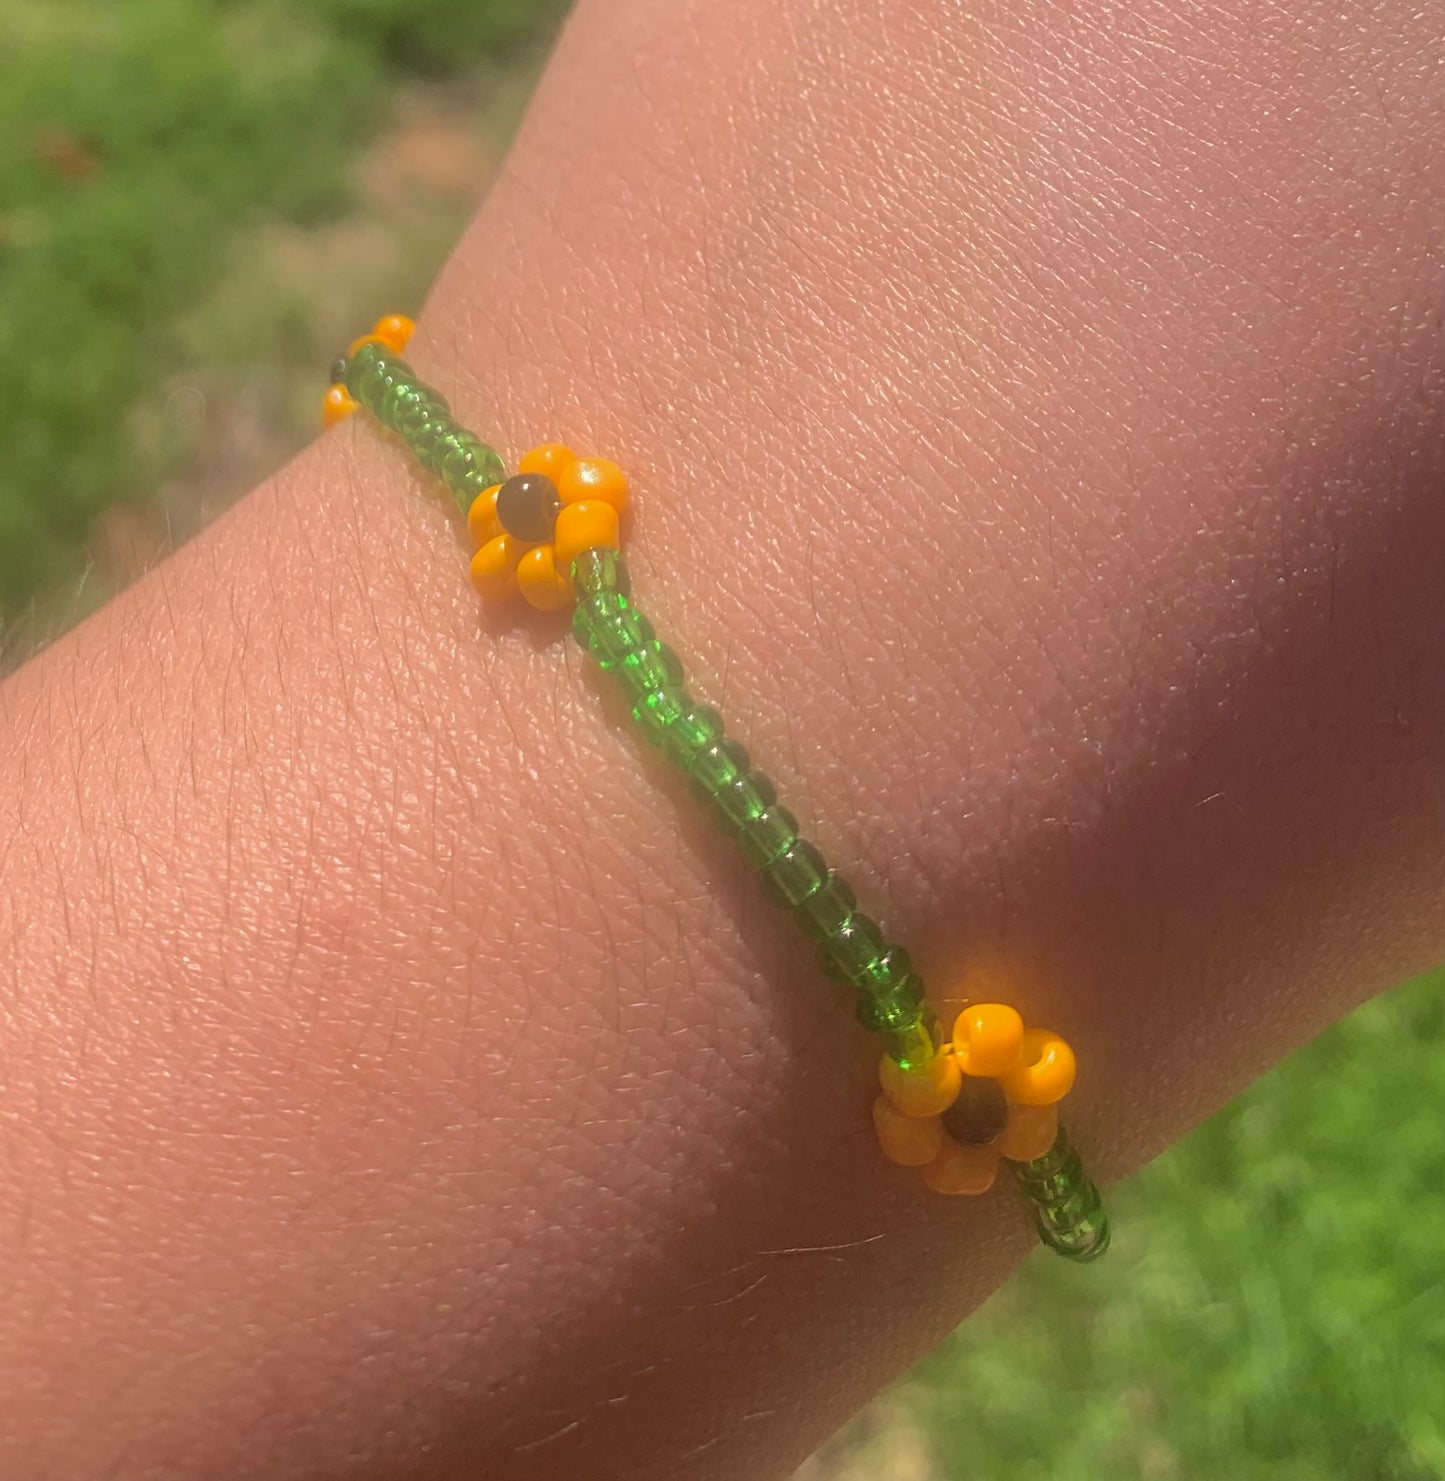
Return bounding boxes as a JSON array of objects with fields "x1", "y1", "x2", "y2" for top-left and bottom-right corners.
[
  {"x1": 344, "y1": 343, "x2": 505, "y2": 513},
  {"x1": 1012, "y1": 1127, "x2": 1111, "y2": 1262},
  {"x1": 345, "y1": 344, "x2": 403, "y2": 411},
  {"x1": 411, "y1": 421, "x2": 465, "y2": 477},
  {"x1": 439, "y1": 431, "x2": 506, "y2": 507},
  {"x1": 381, "y1": 381, "x2": 438, "y2": 433},
  {"x1": 565, "y1": 584, "x2": 947, "y2": 1076}
]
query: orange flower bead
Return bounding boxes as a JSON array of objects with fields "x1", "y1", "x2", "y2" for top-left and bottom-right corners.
[
  {"x1": 953, "y1": 1003, "x2": 1025, "y2": 1078},
  {"x1": 370, "y1": 313, "x2": 415, "y2": 354},
  {"x1": 558, "y1": 456, "x2": 630, "y2": 515},
  {"x1": 518, "y1": 442, "x2": 576, "y2": 482},
  {"x1": 922, "y1": 1139, "x2": 1000, "y2": 1196},
  {"x1": 879, "y1": 1049, "x2": 961, "y2": 1119},
  {"x1": 1001, "y1": 1029, "x2": 1076, "y2": 1107},
  {"x1": 322, "y1": 385, "x2": 359, "y2": 428},
  {"x1": 873, "y1": 1097, "x2": 944, "y2": 1168},
  {"x1": 347, "y1": 332, "x2": 388, "y2": 357},
  {"x1": 516, "y1": 545, "x2": 573, "y2": 611},
  {"x1": 554, "y1": 499, "x2": 620, "y2": 570},
  {"x1": 998, "y1": 1101, "x2": 1059, "y2": 1161},
  {"x1": 470, "y1": 534, "x2": 525, "y2": 602},
  {"x1": 467, "y1": 484, "x2": 503, "y2": 547}
]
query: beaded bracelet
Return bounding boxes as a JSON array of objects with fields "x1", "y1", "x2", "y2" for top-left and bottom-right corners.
[{"x1": 324, "y1": 315, "x2": 1110, "y2": 1262}]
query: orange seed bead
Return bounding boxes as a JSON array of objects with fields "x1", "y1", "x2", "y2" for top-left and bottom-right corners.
[
  {"x1": 519, "y1": 443, "x2": 576, "y2": 482},
  {"x1": 879, "y1": 1049, "x2": 961, "y2": 1118},
  {"x1": 467, "y1": 484, "x2": 503, "y2": 548},
  {"x1": 998, "y1": 1101, "x2": 1059, "y2": 1162},
  {"x1": 952, "y1": 1002, "x2": 1025, "y2": 1078},
  {"x1": 553, "y1": 499, "x2": 620, "y2": 571},
  {"x1": 1001, "y1": 1029, "x2": 1076, "y2": 1107},
  {"x1": 921, "y1": 1138, "x2": 1000, "y2": 1196},
  {"x1": 558, "y1": 456, "x2": 629, "y2": 515},
  {"x1": 470, "y1": 534, "x2": 525, "y2": 603},
  {"x1": 370, "y1": 313, "x2": 415, "y2": 353},
  {"x1": 872, "y1": 1097, "x2": 943, "y2": 1168},
  {"x1": 322, "y1": 385, "x2": 359, "y2": 428},
  {"x1": 516, "y1": 545, "x2": 573, "y2": 611}
]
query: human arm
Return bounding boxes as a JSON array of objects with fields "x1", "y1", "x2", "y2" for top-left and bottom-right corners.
[{"x1": 2, "y1": 1, "x2": 1444, "y2": 1476}]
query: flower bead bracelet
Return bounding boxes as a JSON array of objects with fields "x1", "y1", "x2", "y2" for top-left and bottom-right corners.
[{"x1": 325, "y1": 314, "x2": 1110, "y2": 1262}]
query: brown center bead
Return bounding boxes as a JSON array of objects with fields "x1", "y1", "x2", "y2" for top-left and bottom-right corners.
[
  {"x1": 940, "y1": 1075, "x2": 1009, "y2": 1147},
  {"x1": 495, "y1": 473, "x2": 562, "y2": 543}
]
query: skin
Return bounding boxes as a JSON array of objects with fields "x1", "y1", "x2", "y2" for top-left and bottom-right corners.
[{"x1": 2, "y1": 0, "x2": 1444, "y2": 1476}]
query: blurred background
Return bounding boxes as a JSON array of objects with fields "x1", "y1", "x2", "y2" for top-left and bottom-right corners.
[{"x1": 1, "y1": 2, "x2": 1442, "y2": 1476}]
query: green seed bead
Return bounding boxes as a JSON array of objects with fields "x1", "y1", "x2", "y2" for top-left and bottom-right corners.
[
  {"x1": 1048, "y1": 1204, "x2": 1111, "y2": 1262},
  {"x1": 709, "y1": 769, "x2": 776, "y2": 830},
  {"x1": 817, "y1": 913, "x2": 888, "y2": 988},
  {"x1": 400, "y1": 415, "x2": 440, "y2": 462},
  {"x1": 659, "y1": 703, "x2": 724, "y2": 767},
  {"x1": 1038, "y1": 1184, "x2": 1100, "y2": 1232},
  {"x1": 595, "y1": 615, "x2": 657, "y2": 668},
  {"x1": 452, "y1": 462, "x2": 505, "y2": 514},
  {"x1": 854, "y1": 945, "x2": 914, "y2": 997},
  {"x1": 343, "y1": 341, "x2": 387, "y2": 398},
  {"x1": 571, "y1": 547, "x2": 630, "y2": 598},
  {"x1": 415, "y1": 422, "x2": 470, "y2": 477},
  {"x1": 1027, "y1": 1167, "x2": 1080, "y2": 1203},
  {"x1": 688, "y1": 739, "x2": 750, "y2": 798},
  {"x1": 354, "y1": 362, "x2": 401, "y2": 416},
  {"x1": 573, "y1": 588, "x2": 628, "y2": 627},
  {"x1": 856, "y1": 970, "x2": 927, "y2": 1032},
  {"x1": 474, "y1": 446, "x2": 507, "y2": 489},
  {"x1": 882, "y1": 1017, "x2": 942, "y2": 1072},
  {"x1": 352, "y1": 348, "x2": 421, "y2": 416},
  {"x1": 1012, "y1": 1127, "x2": 1111, "y2": 1262},
  {"x1": 793, "y1": 872, "x2": 856, "y2": 942},
  {"x1": 571, "y1": 606, "x2": 618, "y2": 663},
  {"x1": 758, "y1": 838, "x2": 829, "y2": 908},
  {"x1": 573, "y1": 595, "x2": 655, "y2": 669},
  {"x1": 617, "y1": 642, "x2": 685, "y2": 697},
  {"x1": 381, "y1": 382, "x2": 434, "y2": 432},
  {"x1": 631, "y1": 685, "x2": 688, "y2": 741},
  {"x1": 440, "y1": 433, "x2": 505, "y2": 511},
  {"x1": 736, "y1": 804, "x2": 799, "y2": 868}
]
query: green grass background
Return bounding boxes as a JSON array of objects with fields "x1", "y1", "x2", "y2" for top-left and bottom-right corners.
[{"x1": 1, "y1": 2, "x2": 1441, "y2": 1475}]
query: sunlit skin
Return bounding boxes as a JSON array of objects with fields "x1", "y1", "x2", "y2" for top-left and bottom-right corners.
[{"x1": 2, "y1": 1, "x2": 1444, "y2": 1477}]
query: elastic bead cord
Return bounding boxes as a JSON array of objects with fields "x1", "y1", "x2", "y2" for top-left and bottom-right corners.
[{"x1": 325, "y1": 324, "x2": 1110, "y2": 1262}]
